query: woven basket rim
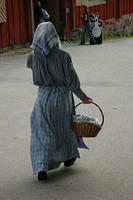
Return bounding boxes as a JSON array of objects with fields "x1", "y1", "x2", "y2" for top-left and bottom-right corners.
[{"x1": 72, "y1": 121, "x2": 101, "y2": 128}]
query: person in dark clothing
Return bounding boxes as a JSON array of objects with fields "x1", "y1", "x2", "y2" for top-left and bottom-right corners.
[
  {"x1": 80, "y1": 6, "x2": 96, "y2": 45},
  {"x1": 34, "y1": 0, "x2": 49, "y2": 27}
]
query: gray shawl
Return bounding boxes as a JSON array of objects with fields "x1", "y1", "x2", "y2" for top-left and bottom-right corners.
[{"x1": 31, "y1": 22, "x2": 61, "y2": 56}]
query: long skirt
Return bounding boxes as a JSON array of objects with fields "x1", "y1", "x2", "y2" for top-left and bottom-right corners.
[{"x1": 30, "y1": 86, "x2": 80, "y2": 174}]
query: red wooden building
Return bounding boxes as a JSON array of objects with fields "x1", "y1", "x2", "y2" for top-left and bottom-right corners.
[
  {"x1": 0, "y1": 0, "x2": 32, "y2": 50},
  {"x1": 65, "y1": 0, "x2": 133, "y2": 38},
  {"x1": 0, "y1": 0, "x2": 133, "y2": 50}
]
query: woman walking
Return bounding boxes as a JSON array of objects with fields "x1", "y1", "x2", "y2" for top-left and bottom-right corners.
[{"x1": 27, "y1": 22, "x2": 92, "y2": 181}]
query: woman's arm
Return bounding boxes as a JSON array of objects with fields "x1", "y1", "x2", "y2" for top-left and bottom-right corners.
[{"x1": 64, "y1": 53, "x2": 92, "y2": 103}]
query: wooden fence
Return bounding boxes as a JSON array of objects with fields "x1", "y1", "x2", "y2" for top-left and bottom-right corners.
[{"x1": 0, "y1": 0, "x2": 32, "y2": 49}]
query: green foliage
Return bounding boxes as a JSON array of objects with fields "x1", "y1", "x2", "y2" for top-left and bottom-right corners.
[
  {"x1": 68, "y1": 35, "x2": 133, "y2": 44},
  {"x1": 103, "y1": 35, "x2": 133, "y2": 40},
  {"x1": 14, "y1": 50, "x2": 31, "y2": 55}
]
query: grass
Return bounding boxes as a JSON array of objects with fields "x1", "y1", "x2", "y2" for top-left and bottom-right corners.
[
  {"x1": 68, "y1": 35, "x2": 133, "y2": 44},
  {"x1": 103, "y1": 34, "x2": 133, "y2": 40},
  {"x1": 68, "y1": 38, "x2": 90, "y2": 44},
  {"x1": 14, "y1": 49, "x2": 32, "y2": 55}
]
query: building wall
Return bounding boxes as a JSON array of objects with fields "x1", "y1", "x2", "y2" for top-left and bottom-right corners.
[
  {"x1": 0, "y1": 0, "x2": 32, "y2": 49},
  {"x1": 69, "y1": 0, "x2": 133, "y2": 40},
  {"x1": 0, "y1": 0, "x2": 133, "y2": 49},
  {"x1": 64, "y1": 0, "x2": 73, "y2": 39},
  {"x1": 72, "y1": 0, "x2": 133, "y2": 29}
]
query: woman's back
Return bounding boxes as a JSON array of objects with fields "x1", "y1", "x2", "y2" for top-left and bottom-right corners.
[{"x1": 27, "y1": 47, "x2": 70, "y2": 86}]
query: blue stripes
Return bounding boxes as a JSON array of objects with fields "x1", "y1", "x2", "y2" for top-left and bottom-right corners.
[{"x1": 30, "y1": 86, "x2": 80, "y2": 174}]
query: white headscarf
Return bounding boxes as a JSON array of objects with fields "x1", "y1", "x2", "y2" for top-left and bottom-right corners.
[{"x1": 31, "y1": 22, "x2": 62, "y2": 56}]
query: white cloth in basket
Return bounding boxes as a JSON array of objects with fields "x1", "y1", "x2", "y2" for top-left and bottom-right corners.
[{"x1": 73, "y1": 114, "x2": 100, "y2": 125}]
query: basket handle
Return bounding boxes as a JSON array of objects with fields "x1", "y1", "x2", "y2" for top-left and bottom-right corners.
[{"x1": 73, "y1": 101, "x2": 104, "y2": 127}]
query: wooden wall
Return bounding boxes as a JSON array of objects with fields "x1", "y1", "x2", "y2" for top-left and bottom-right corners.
[
  {"x1": 0, "y1": 0, "x2": 32, "y2": 49},
  {"x1": 72, "y1": 0, "x2": 133, "y2": 29},
  {"x1": 0, "y1": 0, "x2": 133, "y2": 48}
]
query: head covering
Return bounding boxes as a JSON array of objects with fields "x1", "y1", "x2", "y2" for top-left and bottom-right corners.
[{"x1": 31, "y1": 22, "x2": 61, "y2": 56}]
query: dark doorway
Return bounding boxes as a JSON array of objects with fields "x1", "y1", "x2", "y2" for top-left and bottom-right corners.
[
  {"x1": 44, "y1": 0, "x2": 65, "y2": 40},
  {"x1": 33, "y1": 0, "x2": 65, "y2": 41}
]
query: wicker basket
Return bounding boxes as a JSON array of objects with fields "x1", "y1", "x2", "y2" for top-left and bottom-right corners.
[{"x1": 72, "y1": 102, "x2": 104, "y2": 137}]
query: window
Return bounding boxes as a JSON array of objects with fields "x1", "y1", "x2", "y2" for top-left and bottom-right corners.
[
  {"x1": 76, "y1": 0, "x2": 106, "y2": 7},
  {"x1": 0, "y1": 0, "x2": 7, "y2": 24}
]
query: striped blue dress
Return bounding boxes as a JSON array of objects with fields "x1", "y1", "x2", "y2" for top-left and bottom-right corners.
[
  {"x1": 27, "y1": 26, "x2": 88, "y2": 174},
  {"x1": 30, "y1": 86, "x2": 80, "y2": 174}
]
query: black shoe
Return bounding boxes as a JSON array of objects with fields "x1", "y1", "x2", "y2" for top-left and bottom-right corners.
[
  {"x1": 38, "y1": 171, "x2": 47, "y2": 181},
  {"x1": 79, "y1": 43, "x2": 85, "y2": 45},
  {"x1": 64, "y1": 158, "x2": 76, "y2": 167}
]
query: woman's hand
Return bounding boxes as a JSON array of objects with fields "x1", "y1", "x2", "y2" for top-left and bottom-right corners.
[{"x1": 82, "y1": 97, "x2": 93, "y2": 104}]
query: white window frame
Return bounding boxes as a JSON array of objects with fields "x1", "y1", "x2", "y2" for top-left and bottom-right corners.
[{"x1": 76, "y1": 0, "x2": 106, "y2": 7}]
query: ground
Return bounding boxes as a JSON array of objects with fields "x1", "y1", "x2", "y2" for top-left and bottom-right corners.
[{"x1": 0, "y1": 39, "x2": 133, "y2": 200}]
